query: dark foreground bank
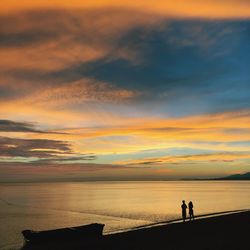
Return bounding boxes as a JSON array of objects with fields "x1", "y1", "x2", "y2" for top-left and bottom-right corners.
[{"x1": 21, "y1": 210, "x2": 250, "y2": 250}]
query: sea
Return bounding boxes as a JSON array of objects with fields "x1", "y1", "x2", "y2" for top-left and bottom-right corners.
[{"x1": 0, "y1": 181, "x2": 249, "y2": 250}]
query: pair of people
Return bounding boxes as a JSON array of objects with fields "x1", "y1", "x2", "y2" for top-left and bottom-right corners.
[{"x1": 181, "y1": 200, "x2": 194, "y2": 222}]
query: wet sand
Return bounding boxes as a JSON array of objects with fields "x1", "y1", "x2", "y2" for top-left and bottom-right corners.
[{"x1": 22, "y1": 210, "x2": 250, "y2": 250}]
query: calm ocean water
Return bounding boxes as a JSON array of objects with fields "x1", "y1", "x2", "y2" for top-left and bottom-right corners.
[{"x1": 0, "y1": 181, "x2": 249, "y2": 250}]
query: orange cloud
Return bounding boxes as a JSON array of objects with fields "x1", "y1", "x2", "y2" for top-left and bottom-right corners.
[
  {"x1": 2, "y1": 109, "x2": 248, "y2": 156},
  {"x1": 0, "y1": 42, "x2": 107, "y2": 72},
  {"x1": 1, "y1": 0, "x2": 250, "y2": 18},
  {"x1": 21, "y1": 79, "x2": 139, "y2": 106},
  {"x1": 0, "y1": 9, "x2": 161, "y2": 74}
]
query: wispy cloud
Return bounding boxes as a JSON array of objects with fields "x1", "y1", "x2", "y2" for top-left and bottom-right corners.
[
  {"x1": 0, "y1": 136, "x2": 72, "y2": 158},
  {"x1": 0, "y1": 119, "x2": 66, "y2": 134},
  {"x1": 24, "y1": 79, "x2": 140, "y2": 106},
  {"x1": 30, "y1": 155, "x2": 97, "y2": 164},
  {"x1": 0, "y1": 136, "x2": 96, "y2": 164},
  {"x1": 115, "y1": 152, "x2": 250, "y2": 165},
  {"x1": 0, "y1": 120, "x2": 43, "y2": 133}
]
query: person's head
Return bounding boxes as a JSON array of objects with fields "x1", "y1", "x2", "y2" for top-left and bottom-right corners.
[{"x1": 182, "y1": 200, "x2": 185, "y2": 203}]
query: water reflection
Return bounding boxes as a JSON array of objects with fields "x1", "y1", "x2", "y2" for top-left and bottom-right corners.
[{"x1": 0, "y1": 181, "x2": 249, "y2": 249}]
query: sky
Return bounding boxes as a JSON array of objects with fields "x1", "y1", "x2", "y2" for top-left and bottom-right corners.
[{"x1": 0, "y1": 0, "x2": 250, "y2": 182}]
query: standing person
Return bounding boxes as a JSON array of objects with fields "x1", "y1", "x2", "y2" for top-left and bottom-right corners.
[
  {"x1": 188, "y1": 201, "x2": 195, "y2": 221},
  {"x1": 181, "y1": 200, "x2": 187, "y2": 222}
]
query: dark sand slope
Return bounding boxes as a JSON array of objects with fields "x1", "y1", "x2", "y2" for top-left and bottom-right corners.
[{"x1": 22, "y1": 211, "x2": 250, "y2": 250}]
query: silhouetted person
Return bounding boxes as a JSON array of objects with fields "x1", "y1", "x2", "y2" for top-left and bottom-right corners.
[
  {"x1": 181, "y1": 200, "x2": 187, "y2": 222},
  {"x1": 188, "y1": 201, "x2": 195, "y2": 221}
]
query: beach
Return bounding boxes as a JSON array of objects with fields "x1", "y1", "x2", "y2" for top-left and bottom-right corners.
[{"x1": 21, "y1": 210, "x2": 250, "y2": 250}]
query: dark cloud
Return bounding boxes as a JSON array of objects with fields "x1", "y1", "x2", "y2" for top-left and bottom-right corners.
[
  {"x1": 135, "y1": 160, "x2": 163, "y2": 165},
  {"x1": 0, "y1": 119, "x2": 43, "y2": 133},
  {"x1": 0, "y1": 119, "x2": 66, "y2": 134},
  {"x1": 33, "y1": 155, "x2": 97, "y2": 164},
  {"x1": 0, "y1": 135, "x2": 96, "y2": 163},
  {"x1": 0, "y1": 136, "x2": 72, "y2": 158}
]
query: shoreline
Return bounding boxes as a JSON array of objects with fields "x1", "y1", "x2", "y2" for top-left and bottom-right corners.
[
  {"x1": 21, "y1": 210, "x2": 250, "y2": 250},
  {"x1": 105, "y1": 208, "x2": 249, "y2": 234},
  {"x1": 102, "y1": 210, "x2": 250, "y2": 250}
]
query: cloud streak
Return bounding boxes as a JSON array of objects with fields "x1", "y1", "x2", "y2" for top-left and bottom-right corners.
[
  {"x1": 0, "y1": 120, "x2": 43, "y2": 133},
  {"x1": 0, "y1": 136, "x2": 72, "y2": 158},
  {"x1": 0, "y1": 119, "x2": 66, "y2": 134},
  {"x1": 115, "y1": 152, "x2": 250, "y2": 165},
  {"x1": 24, "y1": 79, "x2": 140, "y2": 106},
  {"x1": 0, "y1": 136, "x2": 96, "y2": 163}
]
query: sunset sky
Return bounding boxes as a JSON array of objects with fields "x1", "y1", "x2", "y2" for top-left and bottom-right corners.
[{"x1": 0, "y1": 0, "x2": 250, "y2": 182}]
